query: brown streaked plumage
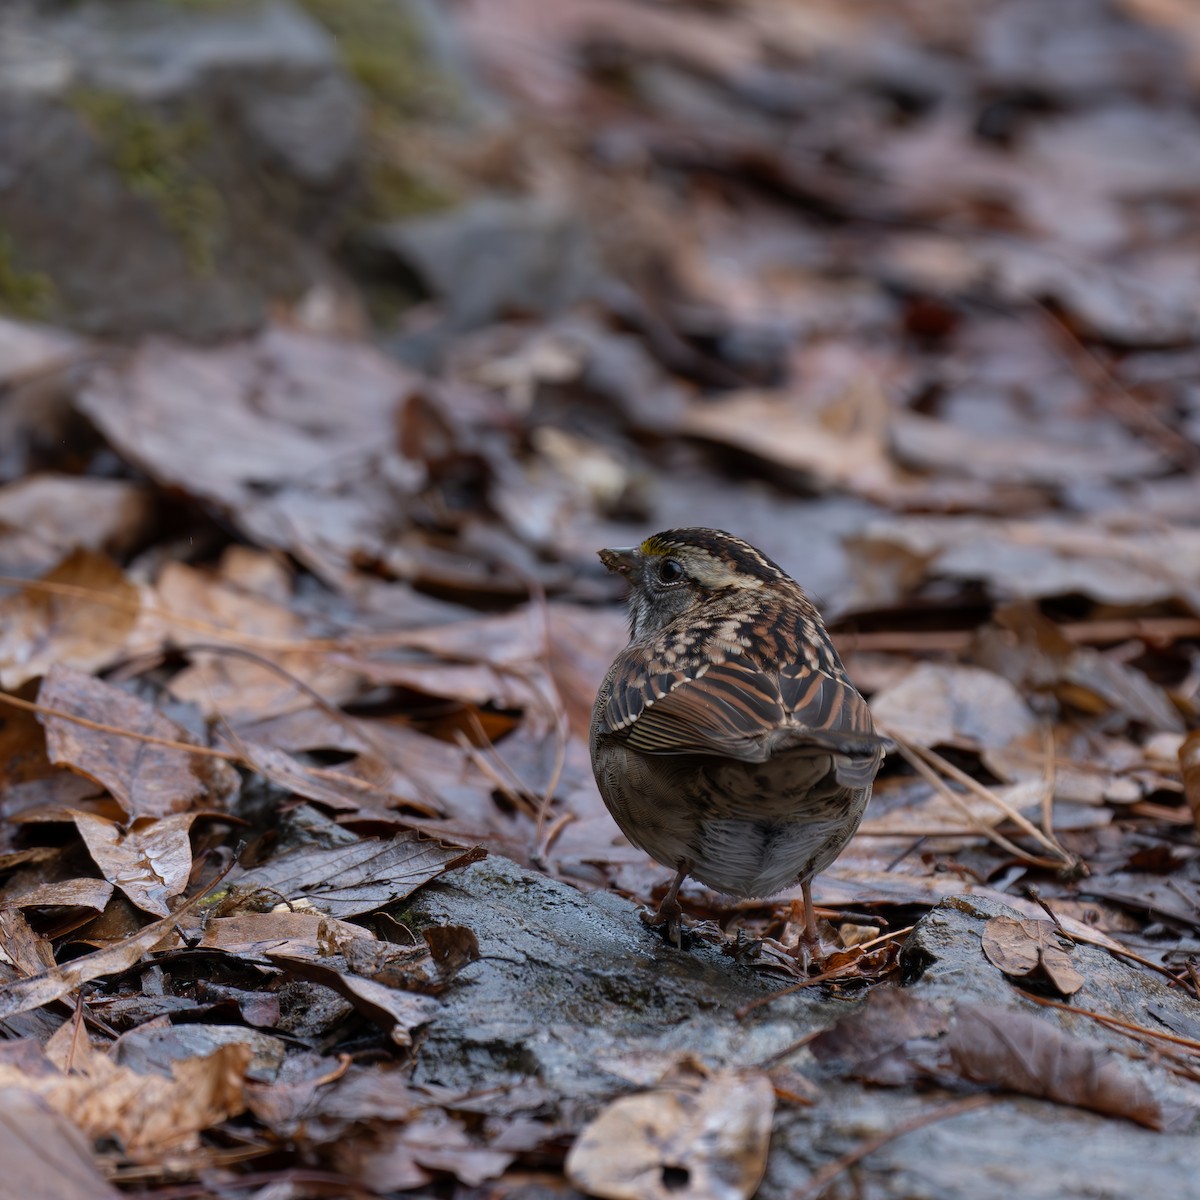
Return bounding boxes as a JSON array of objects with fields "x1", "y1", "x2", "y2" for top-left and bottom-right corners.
[{"x1": 590, "y1": 528, "x2": 884, "y2": 958}]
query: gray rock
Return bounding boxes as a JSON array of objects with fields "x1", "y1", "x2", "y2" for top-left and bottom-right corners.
[
  {"x1": 407, "y1": 855, "x2": 840, "y2": 1108},
  {"x1": 0, "y1": 0, "x2": 360, "y2": 337},
  {"x1": 408, "y1": 859, "x2": 1200, "y2": 1198}
]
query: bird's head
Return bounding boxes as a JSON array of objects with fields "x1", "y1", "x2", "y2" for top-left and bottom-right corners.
[{"x1": 599, "y1": 527, "x2": 788, "y2": 641}]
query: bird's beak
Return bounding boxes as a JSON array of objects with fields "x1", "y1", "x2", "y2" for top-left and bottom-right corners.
[{"x1": 598, "y1": 546, "x2": 639, "y2": 575}]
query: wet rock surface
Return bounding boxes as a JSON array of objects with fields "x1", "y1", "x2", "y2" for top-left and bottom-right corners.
[
  {"x1": 410, "y1": 858, "x2": 1200, "y2": 1199},
  {"x1": 0, "y1": 0, "x2": 360, "y2": 337}
]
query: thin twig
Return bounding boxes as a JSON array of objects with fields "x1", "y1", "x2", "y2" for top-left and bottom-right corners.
[
  {"x1": 735, "y1": 926, "x2": 913, "y2": 1020},
  {"x1": 906, "y1": 738, "x2": 1074, "y2": 866},
  {"x1": 1023, "y1": 992, "x2": 1200, "y2": 1055},
  {"x1": 835, "y1": 616, "x2": 1200, "y2": 654},
  {"x1": 0, "y1": 690, "x2": 243, "y2": 763},
  {"x1": 884, "y1": 733, "x2": 1065, "y2": 869}
]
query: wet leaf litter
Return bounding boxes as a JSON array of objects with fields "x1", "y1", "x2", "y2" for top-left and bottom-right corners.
[{"x1": 1, "y1": 0, "x2": 1200, "y2": 1196}]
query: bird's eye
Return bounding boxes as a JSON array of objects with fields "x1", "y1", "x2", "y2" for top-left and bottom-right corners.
[{"x1": 658, "y1": 558, "x2": 685, "y2": 585}]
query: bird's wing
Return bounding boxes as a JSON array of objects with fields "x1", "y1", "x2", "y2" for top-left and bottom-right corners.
[{"x1": 601, "y1": 653, "x2": 884, "y2": 784}]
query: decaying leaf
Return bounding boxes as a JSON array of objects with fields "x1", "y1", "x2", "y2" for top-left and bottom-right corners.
[
  {"x1": 232, "y1": 832, "x2": 485, "y2": 919},
  {"x1": 38, "y1": 664, "x2": 240, "y2": 818},
  {"x1": 981, "y1": 915, "x2": 1085, "y2": 996},
  {"x1": 0, "y1": 909, "x2": 55, "y2": 976},
  {"x1": 870, "y1": 663, "x2": 1037, "y2": 754},
  {"x1": 0, "y1": 1086, "x2": 122, "y2": 1200},
  {"x1": 0, "y1": 551, "x2": 141, "y2": 690},
  {"x1": 268, "y1": 954, "x2": 440, "y2": 1047},
  {"x1": 566, "y1": 1061, "x2": 774, "y2": 1200},
  {"x1": 1179, "y1": 729, "x2": 1200, "y2": 834},
  {"x1": 809, "y1": 986, "x2": 948, "y2": 1086},
  {"x1": 71, "y1": 810, "x2": 197, "y2": 916},
  {"x1": 947, "y1": 1004, "x2": 1166, "y2": 1129},
  {"x1": 0, "y1": 1038, "x2": 251, "y2": 1159},
  {"x1": 197, "y1": 909, "x2": 380, "y2": 960},
  {"x1": 333, "y1": 1107, "x2": 514, "y2": 1191},
  {"x1": 0, "y1": 879, "x2": 213, "y2": 1021}
]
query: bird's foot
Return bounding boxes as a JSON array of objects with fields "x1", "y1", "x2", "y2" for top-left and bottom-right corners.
[
  {"x1": 788, "y1": 929, "x2": 831, "y2": 974},
  {"x1": 641, "y1": 896, "x2": 690, "y2": 948},
  {"x1": 785, "y1": 889, "x2": 832, "y2": 973}
]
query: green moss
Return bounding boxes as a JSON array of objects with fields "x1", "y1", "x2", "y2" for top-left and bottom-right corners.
[
  {"x1": 299, "y1": 0, "x2": 459, "y2": 223},
  {"x1": 71, "y1": 89, "x2": 225, "y2": 275},
  {"x1": 0, "y1": 233, "x2": 56, "y2": 319},
  {"x1": 363, "y1": 154, "x2": 454, "y2": 220},
  {"x1": 298, "y1": 0, "x2": 446, "y2": 118}
]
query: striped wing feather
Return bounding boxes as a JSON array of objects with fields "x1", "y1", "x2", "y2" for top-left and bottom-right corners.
[{"x1": 602, "y1": 654, "x2": 882, "y2": 786}]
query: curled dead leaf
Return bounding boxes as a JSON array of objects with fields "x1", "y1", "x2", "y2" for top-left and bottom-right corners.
[
  {"x1": 566, "y1": 1062, "x2": 774, "y2": 1200},
  {"x1": 38, "y1": 664, "x2": 240, "y2": 817},
  {"x1": 948, "y1": 1004, "x2": 1166, "y2": 1129},
  {"x1": 0, "y1": 550, "x2": 141, "y2": 690},
  {"x1": 71, "y1": 810, "x2": 196, "y2": 917},
  {"x1": 1178, "y1": 729, "x2": 1200, "y2": 834},
  {"x1": 981, "y1": 915, "x2": 1085, "y2": 996}
]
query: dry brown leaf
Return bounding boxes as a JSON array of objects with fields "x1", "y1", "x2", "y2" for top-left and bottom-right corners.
[
  {"x1": 0, "y1": 550, "x2": 141, "y2": 690},
  {"x1": 0, "y1": 908, "x2": 55, "y2": 975},
  {"x1": 197, "y1": 910, "x2": 380, "y2": 959},
  {"x1": 981, "y1": 915, "x2": 1085, "y2": 997},
  {"x1": 566, "y1": 1061, "x2": 774, "y2": 1200},
  {"x1": 0, "y1": 878, "x2": 211, "y2": 1021},
  {"x1": 871, "y1": 663, "x2": 1037, "y2": 753},
  {"x1": 71, "y1": 811, "x2": 197, "y2": 917},
  {"x1": 0, "y1": 475, "x2": 153, "y2": 579},
  {"x1": 1, "y1": 878, "x2": 114, "y2": 914},
  {"x1": 76, "y1": 328, "x2": 423, "y2": 586},
  {"x1": 1179, "y1": 729, "x2": 1200, "y2": 834},
  {"x1": 809, "y1": 987, "x2": 947, "y2": 1086},
  {"x1": 333, "y1": 1107, "x2": 513, "y2": 1191},
  {"x1": 0, "y1": 1041, "x2": 251, "y2": 1160},
  {"x1": 231, "y1": 832, "x2": 485, "y2": 919},
  {"x1": 157, "y1": 557, "x2": 360, "y2": 722},
  {"x1": 267, "y1": 954, "x2": 440, "y2": 1047},
  {"x1": 682, "y1": 384, "x2": 895, "y2": 497},
  {"x1": 38, "y1": 664, "x2": 240, "y2": 818},
  {"x1": 848, "y1": 517, "x2": 1200, "y2": 610},
  {"x1": 0, "y1": 1086, "x2": 122, "y2": 1200},
  {"x1": 947, "y1": 1004, "x2": 1165, "y2": 1129}
]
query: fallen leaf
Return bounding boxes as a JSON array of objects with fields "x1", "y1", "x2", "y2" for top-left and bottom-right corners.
[
  {"x1": 848, "y1": 516, "x2": 1200, "y2": 610},
  {"x1": 113, "y1": 1022, "x2": 287, "y2": 1085},
  {"x1": 980, "y1": 916, "x2": 1085, "y2": 997},
  {"x1": 0, "y1": 908, "x2": 55, "y2": 975},
  {"x1": 0, "y1": 879, "x2": 211, "y2": 1021},
  {"x1": 0, "y1": 1086, "x2": 122, "y2": 1200},
  {"x1": 1179, "y1": 729, "x2": 1200, "y2": 834},
  {"x1": 0, "y1": 878, "x2": 113, "y2": 914},
  {"x1": 334, "y1": 1107, "x2": 513, "y2": 1191},
  {"x1": 566, "y1": 1062, "x2": 774, "y2": 1200},
  {"x1": 71, "y1": 811, "x2": 197, "y2": 916},
  {"x1": 268, "y1": 954, "x2": 440, "y2": 1047},
  {"x1": 0, "y1": 1041, "x2": 251, "y2": 1160},
  {"x1": 38, "y1": 664, "x2": 240, "y2": 818},
  {"x1": 0, "y1": 551, "x2": 141, "y2": 690},
  {"x1": 232, "y1": 832, "x2": 485, "y2": 919},
  {"x1": 157, "y1": 558, "x2": 360, "y2": 722},
  {"x1": 76, "y1": 328, "x2": 424, "y2": 587},
  {"x1": 197, "y1": 909, "x2": 379, "y2": 959},
  {"x1": 947, "y1": 1004, "x2": 1166, "y2": 1129},
  {"x1": 809, "y1": 987, "x2": 947, "y2": 1086},
  {"x1": 870, "y1": 662, "x2": 1037, "y2": 753}
]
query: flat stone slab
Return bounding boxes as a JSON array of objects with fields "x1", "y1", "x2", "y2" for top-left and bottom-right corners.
[{"x1": 409, "y1": 858, "x2": 1200, "y2": 1198}]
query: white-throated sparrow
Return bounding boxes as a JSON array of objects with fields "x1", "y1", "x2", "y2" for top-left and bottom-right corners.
[{"x1": 590, "y1": 528, "x2": 884, "y2": 956}]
